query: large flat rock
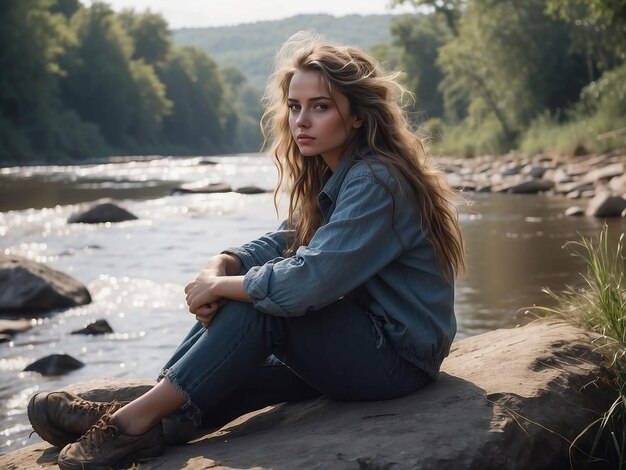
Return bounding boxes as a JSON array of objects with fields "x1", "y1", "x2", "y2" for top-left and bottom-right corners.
[
  {"x1": 0, "y1": 254, "x2": 91, "y2": 314},
  {"x1": 1, "y1": 321, "x2": 611, "y2": 469}
]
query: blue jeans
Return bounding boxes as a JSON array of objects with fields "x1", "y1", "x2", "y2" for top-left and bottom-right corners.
[{"x1": 158, "y1": 298, "x2": 430, "y2": 435}]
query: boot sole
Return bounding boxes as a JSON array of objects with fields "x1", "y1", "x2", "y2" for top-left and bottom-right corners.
[
  {"x1": 57, "y1": 441, "x2": 165, "y2": 470},
  {"x1": 27, "y1": 393, "x2": 79, "y2": 447}
]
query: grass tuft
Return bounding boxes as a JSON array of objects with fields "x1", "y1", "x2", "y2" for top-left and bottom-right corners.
[{"x1": 533, "y1": 226, "x2": 626, "y2": 469}]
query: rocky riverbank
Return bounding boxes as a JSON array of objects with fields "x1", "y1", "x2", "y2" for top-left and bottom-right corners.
[
  {"x1": 0, "y1": 321, "x2": 613, "y2": 470},
  {"x1": 440, "y1": 151, "x2": 626, "y2": 217}
]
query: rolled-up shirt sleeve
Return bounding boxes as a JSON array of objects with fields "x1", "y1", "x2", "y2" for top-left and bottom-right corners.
[
  {"x1": 222, "y1": 220, "x2": 294, "y2": 271},
  {"x1": 243, "y1": 174, "x2": 407, "y2": 316}
]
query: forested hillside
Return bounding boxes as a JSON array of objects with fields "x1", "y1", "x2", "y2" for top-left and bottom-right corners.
[{"x1": 173, "y1": 14, "x2": 394, "y2": 87}]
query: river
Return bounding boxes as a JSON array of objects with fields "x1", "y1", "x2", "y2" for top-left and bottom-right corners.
[{"x1": 0, "y1": 154, "x2": 621, "y2": 454}]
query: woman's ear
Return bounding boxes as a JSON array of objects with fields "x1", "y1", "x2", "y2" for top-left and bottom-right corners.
[{"x1": 352, "y1": 115, "x2": 364, "y2": 129}]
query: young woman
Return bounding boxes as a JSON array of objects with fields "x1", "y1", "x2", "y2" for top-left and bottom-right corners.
[{"x1": 29, "y1": 32, "x2": 465, "y2": 469}]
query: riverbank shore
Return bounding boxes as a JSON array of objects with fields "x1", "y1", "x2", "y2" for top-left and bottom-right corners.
[{"x1": 439, "y1": 151, "x2": 626, "y2": 216}]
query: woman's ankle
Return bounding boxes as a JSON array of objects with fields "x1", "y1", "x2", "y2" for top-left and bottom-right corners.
[{"x1": 111, "y1": 410, "x2": 154, "y2": 436}]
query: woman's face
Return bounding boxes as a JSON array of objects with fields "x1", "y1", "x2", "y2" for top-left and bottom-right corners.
[{"x1": 288, "y1": 70, "x2": 362, "y2": 171}]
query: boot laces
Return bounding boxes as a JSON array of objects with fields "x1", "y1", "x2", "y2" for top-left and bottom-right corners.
[
  {"x1": 70, "y1": 398, "x2": 118, "y2": 415},
  {"x1": 78, "y1": 414, "x2": 118, "y2": 451}
]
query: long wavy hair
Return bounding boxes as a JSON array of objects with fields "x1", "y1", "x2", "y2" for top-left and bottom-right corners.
[{"x1": 261, "y1": 32, "x2": 465, "y2": 278}]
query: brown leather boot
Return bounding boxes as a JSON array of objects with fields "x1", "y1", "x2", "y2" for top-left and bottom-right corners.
[
  {"x1": 57, "y1": 413, "x2": 164, "y2": 470},
  {"x1": 27, "y1": 391, "x2": 127, "y2": 446}
]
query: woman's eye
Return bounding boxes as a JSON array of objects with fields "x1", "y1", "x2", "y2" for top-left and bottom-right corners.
[
  {"x1": 314, "y1": 104, "x2": 328, "y2": 111},
  {"x1": 288, "y1": 104, "x2": 300, "y2": 111}
]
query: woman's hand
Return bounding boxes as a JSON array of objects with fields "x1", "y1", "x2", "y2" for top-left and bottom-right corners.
[
  {"x1": 191, "y1": 300, "x2": 224, "y2": 329},
  {"x1": 185, "y1": 271, "x2": 222, "y2": 312}
]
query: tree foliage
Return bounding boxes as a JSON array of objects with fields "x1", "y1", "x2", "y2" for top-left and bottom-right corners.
[
  {"x1": 0, "y1": 0, "x2": 259, "y2": 163},
  {"x1": 392, "y1": 0, "x2": 622, "y2": 155}
]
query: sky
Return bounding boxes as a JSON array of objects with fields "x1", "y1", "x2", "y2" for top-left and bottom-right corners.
[{"x1": 85, "y1": 0, "x2": 416, "y2": 29}]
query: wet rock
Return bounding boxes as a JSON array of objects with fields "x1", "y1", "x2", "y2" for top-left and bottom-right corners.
[
  {"x1": 499, "y1": 163, "x2": 523, "y2": 176},
  {"x1": 234, "y1": 186, "x2": 269, "y2": 195},
  {"x1": 68, "y1": 200, "x2": 138, "y2": 224},
  {"x1": 583, "y1": 162, "x2": 624, "y2": 183},
  {"x1": 171, "y1": 182, "x2": 232, "y2": 194},
  {"x1": 522, "y1": 164, "x2": 546, "y2": 178},
  {"x1": 0, "y1": 319, "x2": 33, "y2": 335},
  {"x1": 494, "y1": 178, "x2": 555, "y2": 194},
  {"x1": 609, "y1": 173, "x2": 626, "y2": 194},
  {"x1": 71, "y1": 319, "x2": 113, "y2": 335},
  {"x1": 0, "y1": 253, "x2": 91, "y2": 314},
  {"x1": 3, "y1": 322, "x2": 612, "y2": 470},
  {"x1": 565, "y1": 206, "x2": 585, "y2": 217},
  {"x1": 554, "y1": 181, "x2": 594, "y2": 195},
  {"x1": 23, "y1": 354, "x2": 84, "y2": 376},
  {"x1": 585, "y1": 193, "x2": 626, "y2": 217},
  {"x1": 546, "y1": 167, "x2": 573, "y2": 184},
  {"x1": 198, "y1": 159, "x2": 218, "y2": 165}
]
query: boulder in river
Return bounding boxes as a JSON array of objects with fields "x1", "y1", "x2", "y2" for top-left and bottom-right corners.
[
  {"x1": 585, "y1": 192, "x2": 626, "y2": 217},
  {"x1": 3, "y1": 321, "x2": 613, "y2": 469},
  {"x1": 68, "y1": 200, "x2": 138, "y2": 224},
  {"x1": 609, "y1": 173, "x2": 626, "y2": 194},
  {"x1": 23, "y1": 354, "x2": 84, "y2": 376},
  {"x1": 0, "y1": 319, "x2": 33, "y2": 335},
  {"x1": 171, "y1": 182, "x2": 232, "y2": 194},
  {"x1": 71, "y1": 319, "x2": 113, "y2": 335},
  {"x1": 234, "y1": 186, "x2": 270, "y2": 195},
  {"x1": 0, "y1": 253, "x2": 91, "y2": 314}
]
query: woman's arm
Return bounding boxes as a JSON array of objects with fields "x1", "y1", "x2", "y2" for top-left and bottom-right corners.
[
  {"x1": 204, "y1": 253, "x2": 242, "y2": 276},
  {"x1": 184, "y1": 254, "x2": 246, "y2": 328},
  {"x1": 186, "y1": 274, "x2": 250, "y2": 312}
]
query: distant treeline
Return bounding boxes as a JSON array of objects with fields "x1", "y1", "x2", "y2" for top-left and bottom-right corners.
[
  {"x1": 2, "y1": 1, "x2": 625, "y2": 164},
  {"x1": 0, "y1": 0, "x2": 263, "y2": 164}
]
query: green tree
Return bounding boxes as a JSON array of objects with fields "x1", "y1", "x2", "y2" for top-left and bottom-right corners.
[
  {"x1": 220, "y1": 65, "x2": 263, "y2": 151},
  {"x1": 158, "y1": 46, "x2": 226, "y2": 153},
  {"x1": 119, "y1": 10, "x2": 172, "y2": 65},
  {"x1": 59, "y1": 2, "x2": 170, "y2": 150},
  {"x1": 391, "y1": 0, "x2": 466, "y2": 34},
  {"x1": 392, "y1": 14, "x2": 450, "y2": 120},
  {"x1": 437, "y1": 0, "x2": 588, "y2": 146},
  {"x1": 0, "y1": 0, "x2": 106, "y2": 163},
  {"x1": 546, "y1": 0, "x2": 626, "y2": 76}
]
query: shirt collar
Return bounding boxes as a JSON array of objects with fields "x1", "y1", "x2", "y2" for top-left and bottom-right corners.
[{"x1": 318, "y1": 153, "x2": 357, "y2": 204}]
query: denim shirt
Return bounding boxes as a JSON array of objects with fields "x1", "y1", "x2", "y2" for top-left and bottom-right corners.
[{"x1": 225, "y1": 154, "x2": 456, "y2": 378}]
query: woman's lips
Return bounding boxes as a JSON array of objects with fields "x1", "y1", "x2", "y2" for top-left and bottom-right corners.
[{"x1": 296, "y1": 134, "x2": 315, "y2": 143}]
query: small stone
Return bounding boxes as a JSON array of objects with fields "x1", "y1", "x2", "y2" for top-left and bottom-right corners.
[
  {"x1": 23, "y1": 354, "x2": 85, "y2": 376},
  {"x1": 71, "y1": 319, "x2": 113, "y2": 335},
  {"x1": 565, "y1": 206, "x2": 585, "y2": 217},
  {"x1": 234, "y1": 186, "x2": 269, "y2": 195},
  {"x1": 68, "y1": 200, "x2": 138, "y2": 224},
  {"x1": 170, "y1": 183, "x2": 232, "y2": 194},
  {"x1": 0, "y1": 319, "x2": 33, "y2": 335}
]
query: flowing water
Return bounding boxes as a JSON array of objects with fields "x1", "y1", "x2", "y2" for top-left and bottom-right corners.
[{"x1": 0, "y1": 154, "x2": 622, "y2": 455}]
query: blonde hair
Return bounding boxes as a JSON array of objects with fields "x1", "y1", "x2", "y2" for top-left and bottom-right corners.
[{"x1": 262, "y1": 32, "x2": 465, "y2": 277}]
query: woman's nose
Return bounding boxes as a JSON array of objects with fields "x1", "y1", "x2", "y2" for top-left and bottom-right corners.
[{"x1": 296, "y1": 111, "x2": 310, "y2": 128}]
